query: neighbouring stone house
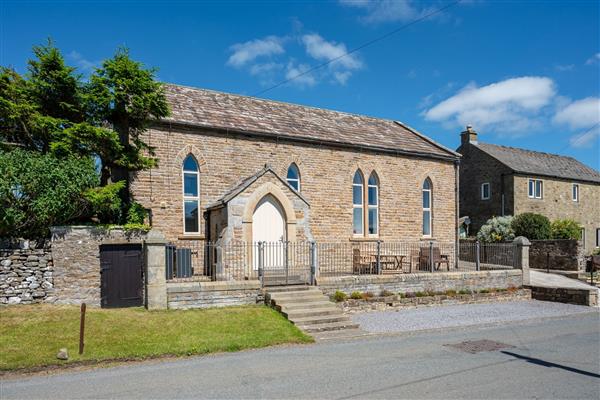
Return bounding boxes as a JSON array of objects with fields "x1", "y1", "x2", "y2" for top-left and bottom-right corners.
[
  {"x1": 457, "y1": 126, "x2": 600, "y2": 253},
  {"x1": 130, "y1": 84, "x2": 461, "y2": 248}
]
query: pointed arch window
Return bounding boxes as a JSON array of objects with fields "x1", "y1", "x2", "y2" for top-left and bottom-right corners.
[
  {"x1": 352, "y1": 171, "x2": 364, "y2": 235},
  {"x1": 367, "y1": 173, "x2": 379, "y2": 235},
  {"x1": 286, "y1": 163, "x2": 300, "y2": 192},
  {"x1": 422, "y1": 178, "x2": 432, "y2": 237},
  {"x1": 183, "y1": 155, "x2": 200, "y2": 234}
]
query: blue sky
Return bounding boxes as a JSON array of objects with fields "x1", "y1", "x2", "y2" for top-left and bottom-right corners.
[{"x1": 2, "y1": 0, "x2": 599, "y2": 168}]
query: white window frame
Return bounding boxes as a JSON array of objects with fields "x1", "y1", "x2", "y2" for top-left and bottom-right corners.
[
  {"x1": 286, "y1": 163, "x2": 301, "y2": 192},
  {"x1": 528, "y1": 178, "x2": 543, "y2": 199},
  {"x1": 572, "y1": 183, "x2": 579, "y2": 202},
  {"x1": 481, "y1": 182, "x2": 490, "y2": 200},
  {"x1": 422, "y1": 179, "x2": 432, "y2": 237},
  {"x1": 352, "y1": 171, "x2": 364, "y2": 236},
  {"x1": 367, "y1": 173, "x2": 379, "y2": 237},
  {"x1": 182, "y1": 156, "x2": 200, "y2": 235},
  {"x1": 596, "y1": 228, "x2": 600, "y2": 248}
]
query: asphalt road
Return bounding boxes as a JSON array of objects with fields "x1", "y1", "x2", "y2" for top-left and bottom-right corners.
[{"x1": 2, "y1": 312, "x2": 599, "y2": 399}]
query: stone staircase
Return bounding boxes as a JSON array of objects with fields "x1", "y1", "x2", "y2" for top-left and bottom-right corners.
[{"x1": 265, "y1": 286, "x2": 365, "y2": 339}]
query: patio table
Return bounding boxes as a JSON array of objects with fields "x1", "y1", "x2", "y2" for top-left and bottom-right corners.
[{"x1": 375, "y1": 254, "x2": 405, "y2": 273}]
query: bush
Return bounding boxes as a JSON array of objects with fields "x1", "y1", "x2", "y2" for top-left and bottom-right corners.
[
  {"x1": 380, "y1": 289, "x2": 394, "y2": 297},
  {"x1": 414, "y1": 291, "x2": 426, "y2": 297},
  {"x1": 332, "y1": 291, "x2": 347, "y2": 302},
  {"x1": 83, "y1": 181, "x2": 125, "y2": 224},
  {"x1": 126, "y1": 201, "x2": 147, "y2": 225},
  {"x1": 350, "y1": 291, "x2": 362, "y2": 300},
  {"x1": 458, "y1": 289, "x2": 471, "y2": 295},
  {"x1": 550, "y1": 219, "x2": 581, "y2": 240},
  {"x1": 445, "y1": 289, "x2": 457, "y2": 296},
  {"x1": 512, "y1": 213, "x2": 551, "y2": 240},
  {"x1": 0, "y1": 150, "x2": 98, "y2": 238},
  {"x1": 477, "y1": 216, "x2": 515, "y2": 243}
]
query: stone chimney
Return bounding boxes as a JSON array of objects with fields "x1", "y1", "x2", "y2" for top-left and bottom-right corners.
[{"x1": 460, "y1": 125, "x2": 478, "y2": 145}]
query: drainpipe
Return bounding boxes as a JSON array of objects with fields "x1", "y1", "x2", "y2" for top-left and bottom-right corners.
[{"x1": 454, "y1": 159, "x2": 460, "y2": 269}]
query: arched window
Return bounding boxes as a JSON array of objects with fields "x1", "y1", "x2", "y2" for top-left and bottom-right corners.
[
  {"x1": 352, "y1": 171, "x2": 364, "y2": 235},
  {"x1": 367, "y1": 173, "x2": 379, "y2": 235},
  {"x1": 422, "y1": 178, "x2": 432, "y2": 237},
  {"x1": 286, "y1": 163, "x2": 300, "y2": 192},
  {"x1": 182, "y1": 155, "x2": 200, "y2": 234}
]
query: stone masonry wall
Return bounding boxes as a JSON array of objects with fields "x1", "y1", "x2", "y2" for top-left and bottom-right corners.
[
  {"x1": 167, "y1": 281, "x2": 261, "y2": 309},
  {"x1": 130, "y1": 125, "x2": 457, "y2": 244},
  {"x1": 51, "y1": 226, "x2": 147, "y2": 306},
  {"x1": 0, "y1": 247, "x2": 54, "y2": 305},
  {"x1": 318, "y1": 270, "x2": 523, "y2": 297},
  {"x1": 529, "y1": 286, "x2": 597, "y2": 307},
  {"x1": 529, "y1": 239, "x2": 586, "y2": 272},
  {"x1": 513, "y1": 175, "x2": 600, "y2": 254}
]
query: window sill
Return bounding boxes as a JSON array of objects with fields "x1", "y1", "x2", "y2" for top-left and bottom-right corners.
[
  {"x1": 177, "y1": 234, "x2": 206, "y2": 240},
  {"x1": 349, "y1": 237, "x2": 380, "y2": 242}
]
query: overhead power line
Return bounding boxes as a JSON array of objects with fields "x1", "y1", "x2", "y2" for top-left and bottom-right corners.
[{"x1": 252, "y1": 0, "x2": 462, "y2": 97}]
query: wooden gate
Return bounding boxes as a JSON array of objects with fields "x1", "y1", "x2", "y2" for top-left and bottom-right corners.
[{"x1": 100, "y1": 244, "x2": 143, "y2": 308}]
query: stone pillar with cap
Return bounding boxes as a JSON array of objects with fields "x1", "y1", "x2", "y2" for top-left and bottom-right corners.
[
  {"x1": 144, "y1": 230, "x2": 168, "y2": 310},
  {"x1": 513, "y1": 236, "x2": 531, "y2": 286}
]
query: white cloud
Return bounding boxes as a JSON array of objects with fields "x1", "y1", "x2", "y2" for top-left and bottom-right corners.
[
  {"x1": 569, "y1": 126, "x2": 600, "y2": 148},
  {"x1": 554, "y1": 64, "x2": 575, "y2": 72},
  {"x1": 67, "y1": 51, "x2": 98, "y2": 72},
  {"x1": 285, "y1": 62, "x2": 317, "y2": 87},
  {"x1": 339, "y1": 0, "x2": 425, "y2": 24},
  {"x1": 227, "y1": 36, "x2": 285, "y2": 68},
  {"x1": 249, "y1": 62, "x2": 282, "y2": 76},
  {"x1": 423, "y1": 77, "x2": 556, "y2": 133},
  {"x1": 554, "y1": 97, "x2": 600, "y2": 129},
  {"x1": 301, "y1": 33, "x2": 362, "y2": 84},
  {"x1": 585, "y1": 53, "x2": 600, "y2": 65}
]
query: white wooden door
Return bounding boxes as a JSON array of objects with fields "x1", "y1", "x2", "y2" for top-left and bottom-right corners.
[{"x1": 252, "y1": 196, "x2": 286, "y2": 270}]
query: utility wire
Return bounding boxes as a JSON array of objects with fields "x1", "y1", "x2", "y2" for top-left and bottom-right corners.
[
  {"x1": 252, "y1": 0, "x2": 462, "y2": 97},
  {"x1": 558, "y1": 122, "x2": 600, "y2": 153}
]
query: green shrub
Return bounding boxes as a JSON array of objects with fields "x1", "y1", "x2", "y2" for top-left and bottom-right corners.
[
  {"x1": 458, "y1": 289, "x2": 471, "y2": 295},
  {"x1": 83, "y1": 181, "x2": 125, "y2": 223},
  {"x1": 550, "y1": 219, "x2": 582, "y2": 240},
  {"x1": 445, "y1": 289, "x2": 457, "y2": 296},
  {"x1": 350, "y1": 291, "x2": 362, "y2": 300},
  {"x1": 592, "y1": 248, "x2": 600, "y2": 256},
  {"x1": 398, "y1": 293, "x2": 406, "y2": 299},
  {"x1": 380, "y1": 289, "x2": 394, "y2": 297},
  {"x1": 477, "y1": 216, "x2": 515, "y2": 243},
  {"x1": 512, "y1": 213, "x2": 551, "y2": 240},
  {"x1": 332, "y1": 291, "x2": 347, "y2": 302},
  {"x1": 126, "y1": 201, "x2": 147, "y2": 225},
  {"x1": 415, "y1": 291, "x2": 426, "y2": 297},
  {"x1": 0, "y1": 149, "x2": 98, "y2": 238},
  {"x1": 479, "y1": 289, "x2": 490, "y2": 294}
]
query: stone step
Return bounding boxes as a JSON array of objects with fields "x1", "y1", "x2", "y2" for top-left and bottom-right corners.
[
  {"x1": 269, "y1": 291, "x2": 325, "y2": 301},
  {"x1": 283, "y1": 307, "x2": 341, "y2": 319},
  {"x1": 264, "y1": 285, "x2": 312, "y2": 293},
  {"x1": 298, "y1": 320, "x2": 361, "y2": 333},
  {"x1": 292, "y1": 314, "x2": 350, "y2": 326},
  {"x1": 277, "y1": 301, "x2": 337, "y2": 312}
]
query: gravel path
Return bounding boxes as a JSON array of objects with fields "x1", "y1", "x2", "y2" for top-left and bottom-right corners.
[{"x1": 352, "y1": 300, "x2": 598, "y2": 333}]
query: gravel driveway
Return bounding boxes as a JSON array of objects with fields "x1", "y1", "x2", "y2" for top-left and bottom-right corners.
[{"x1": 352, "y1": 300, "x2": 597, "y2": 333}]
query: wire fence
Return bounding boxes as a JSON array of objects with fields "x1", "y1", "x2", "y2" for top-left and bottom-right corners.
[{"x1": 166, "y1": 240, "x2": 519, "y2": 284}]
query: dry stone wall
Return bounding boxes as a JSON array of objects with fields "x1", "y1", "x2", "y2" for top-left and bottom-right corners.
[
  {"x1": 529, "y1": 240, "x2": 585, "y2": 272},
  {"x1": 0, "y1": 247, "x2": 54, "y2": 304}
]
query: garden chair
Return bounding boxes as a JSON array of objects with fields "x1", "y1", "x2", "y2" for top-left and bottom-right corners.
[{"x1": 352, "y1": 248, "x2": 376, "y2": 274}]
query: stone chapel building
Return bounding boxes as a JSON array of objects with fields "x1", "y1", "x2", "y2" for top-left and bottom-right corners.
[{"x1": 130, "y1": 84, "x2": 460, "y2": 247}]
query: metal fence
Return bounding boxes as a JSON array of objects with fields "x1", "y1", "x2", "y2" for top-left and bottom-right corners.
[{"x1": 167, "y1": 240, "x2": 519, "y2": 284}]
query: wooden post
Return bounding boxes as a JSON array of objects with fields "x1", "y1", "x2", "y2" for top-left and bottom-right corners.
[{"x1": 79, "y1": 303, "x2": 86, "y2": 355}]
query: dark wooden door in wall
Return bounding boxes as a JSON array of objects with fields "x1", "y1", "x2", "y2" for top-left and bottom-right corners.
[{"x1": 100, "y1": 244, "x2": 143, "y2": 308}]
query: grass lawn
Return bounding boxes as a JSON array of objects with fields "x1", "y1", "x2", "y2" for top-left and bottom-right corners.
[{"x1": 0, "y1": 304, "x2": 312, "y2": 371}]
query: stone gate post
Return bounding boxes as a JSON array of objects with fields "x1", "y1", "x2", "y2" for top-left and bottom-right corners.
[
  {"x1": 144, "y1": 231, "x2": 167, "y2": 310},
  {"x1": 514, "y1": 236, "x2": 531, "y2": 286}
]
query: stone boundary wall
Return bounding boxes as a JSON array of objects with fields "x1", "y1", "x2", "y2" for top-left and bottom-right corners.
[
  {"x1": 0, "y1": 247, "x2": 53, "y2": 305},
  {"x1": 167, "y1": 280, "x2": 262, "y2": 309},
  {"x1": 529, "y1": 240, "x2": 585, "y2": 272},
  {"x1": 529, "y1": 286, "x2": 597, "y2": 307},
  {"x1": 340, "y1": 289, "x2": 532, "y2": 314},
  {"x1": 50, "y1": 226, "x2": 148, "y2": 306},
  {"x1": 317, "y1": 270, "x2": 523, "y2": 297}
]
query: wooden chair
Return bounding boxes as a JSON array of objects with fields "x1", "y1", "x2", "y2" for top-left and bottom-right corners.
[
  {"x1": 352, "y1": 248, "x2": 375, "y2": 274},
  {"x1": 432, "y1": 247, "x2": 450, "y2": 271}
]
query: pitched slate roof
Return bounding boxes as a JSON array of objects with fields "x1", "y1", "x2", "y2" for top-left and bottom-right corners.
[
  {"x1": 475, "y1": 142, "x2": 600, "y2": 184},
  {"x1": 161, "y1": 84, "x2": 459, "y2": 161}
]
